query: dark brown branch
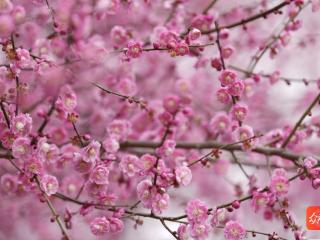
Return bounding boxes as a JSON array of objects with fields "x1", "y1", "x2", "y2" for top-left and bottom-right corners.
[
  {"x1": 230, "y1": 151, "x2": 250, "y2": 179},
  {"x1": 230, "y1": 65, "x2": 319, "y2": 85},
  {"x1": 15, "y1": 77, "x2": 19, "y2": 116},
  {"x1": 202, "y1": 1, "x2": 289, "y2": 34},
  {"x1": 160, "y1": 218, "x2": 178, "y2": 239},
  {"x1": 203, "y1": 0, "x2": 219, "y2": 14},
  {"x1": 0, "y1": 101, "x2": 10, "y2": 128},
  {"x1": 120, "y1": 140, "x2": 303, "y2": 163},
  {"x1": 37, "y1": 99, "x2": 56, "y2": 135},
  {"x1": 72, "y1": 122, "x2": 84, "y2": 147}
]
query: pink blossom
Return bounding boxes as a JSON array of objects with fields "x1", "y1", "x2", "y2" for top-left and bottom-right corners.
[
  {"x1": 137, "y1": 179, "x2": 153, "y2": 208},
  {"x1": 0, "y1": 0, "x2": 13, "y2": 13},
  {"x1": 11, "y1": 114, "x2": 32, "y2": 137},
  {"x1": 151, "y1": 193, "x2": 170, "y2": 214},
  {"x1": 186, "y1": 199, "x2": 208, "y2": 223},
  {"x1": 12, "y1": 137, "x2": 31, "y2": 159},
  {"x1": 90, "y1": 165, "x2": 109, "y2": 185},
  {"x1": 107, "y1": 119, "x2": 131, "y2": 141},
  {"x1": 210, "y1": 208, "x2": 227, "y2": 227},
  {"x1": 11, "y1": 5, "x2": 26, "y2": 24},
  {"x1": 102, "y1": 137, "x2": 120, "y2": 154},
  {"x1": 109, "y1": 217, "x2": 124, "y2": 233},
  {"x1": 222, "y1": 45, "x2": 235, "y2": 59},
  {"x1": 230, "y1": 104, "x2": 248, "y2": 122},
  {"x1": 126, "y1": 41, "x2": 143, "y2": 58},
  {"x1": 224, "y1": 220, "x2": 246, "y2": 240},
  {"x1": 175, "y1": 165, "x2": 192, "y2": 186},
  {"x1": 40, "y1": 174, "x2": 59, "y2": 196},
  {"x1": 191, "y1": 14, "x2": 213, "y2": 31},
  {"x1": 175, "y1": 42, "x2": 190, "y2": 57},
  {"x1": 163, "y1": 95, "x2": 180, "y2": 113},
  {"x1": 56, "y1": 85, "x2": 77, "y2": 113},
  {"x1": 304, "y1": 156, "x2": 317, "y2": 170},
  {"x1": 269, "y1": 169, "x2": 289, "y2": 196},
  {"x1": 312, "y1": 0, "x2": 320, "y2": 12},
  {"x1": 251, "y1": 191, "x2": 269, "y2": 212},
  {"x1": 1, "y1": 173, "x2": 17, "y2": 193},
  {"x1": 15, "y1": 48, "x2": 34, "y2": 68},
  {"x1": 111, "y1": 26, "x2": 128, "y2": 46},
  {"x1": 209, "y1": 112, "x2": 231, "y2": 135},
  {"x1": 24, "y1": 157, "x2": 44, "y2": 176},
  {"x1": 120, "y1": 154, "x2": 140, "y2": 177},
  {"x1": 61, "y1": 176, "x2": 82, "y2": 197},
  {"x1": 157, "y1": 139, "x2": 176, "y2": 157},
  {"x1": 227, "y1": 80, "x2": 244, "y2": 97},
  {"x1": 177, "y1": 224, "x2": 189, "y2": 240},
  {"x1": 188, "y1": 28, "x2": 201, "y2": 41},
  {"x1": 138, "y1": 153, "x2": 156, "y2": 173},
  {"x1": 268, "y1": 70, "x2": 280, "y2": 84},
  {"x1": 73, "y1": 152, "x2": 96, "y2": 174},
  {"x1": 211, "y1": 57, "x2": 222, "y2": 71},
  {"x1": 216, "y1": 88, "x2": 232, "y2": 104},
  {"x1": 37, "y1": 139, "x2": 60, "y2": 163},
  {"x1": 233, "y1": 125, "x2": 256, "y2": 150},
  {"x1": 90, "y1": 216, "x2": 110, "y2": 235},
  {"x1": 188, "y1": 223, "x2": 210, "y2": 240},
  {"x1": 0, "y1": 15, "x2": 14, "y2": 38},
  {"x1": 117, "y1": 77, "x2": 137, "y2": 96},
  {"x1": 219, "y1": 70, "x2": 237, "y2": 86}
]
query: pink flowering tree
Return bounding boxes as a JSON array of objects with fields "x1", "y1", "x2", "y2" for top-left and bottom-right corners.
[{"x1": 1, "y1": 0, "x2": 320, "y2": 239}]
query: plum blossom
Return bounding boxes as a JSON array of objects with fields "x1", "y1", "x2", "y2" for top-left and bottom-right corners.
[
  {"x1": 11, "y1": 113, "x2": 32, "y2": 136},
  {"x1": 90, "y1": 165, "x2": 109, "y2": 185},
  {"x1": 224, "y1": 220, "x2": 246, "y2": 240},
  {"x1": 120, "y1": 154, "x2": 140, "y2": 177},
  {"x1": 219, "y1": 70, "x2": 237, "y2": 86},
  {"x1": 126, "y1": 41, "x2": 143, "y2": 58},
  {"x1": 56, "y1": 85, "x2": 77, "y2": 113},
  {"x1": 188, "y1": 223, "x2": 210, "y2": 240},
  {"x1": 217, "y1": 88, "x2": 232, "y2": 104},
  {"x1": 40, "y1": 174, "x2": 59, "y2": 196},
  {"x1": 209, "y1": 112, "x2": 231, "y2": 135},
  {"x1": 107, "y1": 119, "x2": 131, "y2": 141},
  {"x1": 230, "y1": 104, "x2": 248, "y2": 122},
  {"x1": 137, "y1": 179, "x2": 153, "y2": 208},
  {"x1": 175, "y1": 165, "x2": 192, "y2": 186},
  {"x1": 269, "y1": 169, "x2": 289, "y2": 196},
  {"x1": 12, "y1": 137, "x2": 31, "y2": 158},
  {"x1": 151, "y1": 193, "x2": 170, "y2": 214},
  {"x1": 90, "y1": 216, "x2": 110, "y2": 235},
  {"x1": 138, "y1": 153, "x2": 156, "y2": 174},
  {"x1": 186, "y1": 199, "x2": 208, "y2": 223}
]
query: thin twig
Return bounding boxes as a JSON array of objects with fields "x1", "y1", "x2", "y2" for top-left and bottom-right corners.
[
  {"x1": 34, "y1": 176, "x2": 71, "y2": 240},
  {"x1": 187, "y1": 135, "x2": 263, "y2": 167},
  {"x1": 230, "y1": 151, "x2": 250, "y2": 179},
  {"x1": 120, "y1": 139, "x2": 305, "y2": 164},
  {"x1": 72, "y1": 122, "x2": 84, "y2": 147},
  {"x1": 160, "y1": 218, "x2": 178, "y2": 240},
  {"x1": 0, "y1": 101, "x2": 11, "y2": 128},
  {"x1": 15, "y1": 77, "x2": 19, "y2": 116},
  {"x1": 281, "y1": 92, "x2": 320, "y2": 148},
  {"x1": 37, "y1": 99, "x2": 56, "y2": 135},
  {"x1": 201, "y1": 1, "x2": 289, "y2": 35},
  {"x1": 229, "y1": 65, "x2": 318, "y2": 86},
  {"x1": 203, "y1": 0, "x2": 218, "y2": 14}
]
